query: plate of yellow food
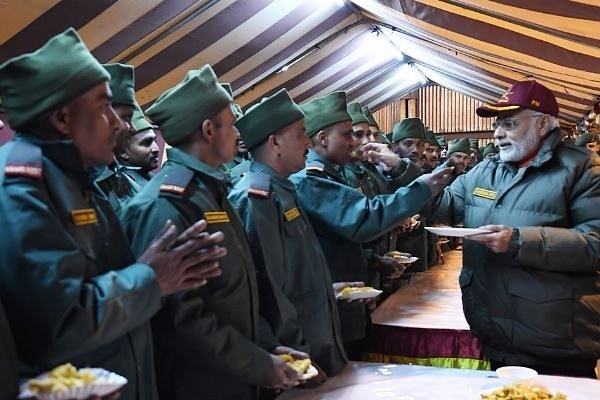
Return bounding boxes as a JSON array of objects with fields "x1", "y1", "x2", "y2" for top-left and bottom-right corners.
[
  {"x1": 279, "y1": 354, "x2": 318, "y2": 380},
  {"x1": 336, "y1": 286, "x2": 383, "y2": 300},
  {"x1": 384, "y1": 251, "x2": 419, "y2": 264},
  {"x1": 480, "y1": 383, "x2": 567, "y2": 400},
  {"x1": 19, "y1": 362, "x2": 127, "y2": 400}
]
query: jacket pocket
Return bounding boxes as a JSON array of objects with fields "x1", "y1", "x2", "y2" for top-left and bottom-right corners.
[{"x1": 508, "y1": 278, "x2": 573, "y2": 350}]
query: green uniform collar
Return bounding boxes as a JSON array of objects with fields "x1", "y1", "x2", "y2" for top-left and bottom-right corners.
[{"x1": 165, "y1": 147, "x2": 227, "y2": 182}]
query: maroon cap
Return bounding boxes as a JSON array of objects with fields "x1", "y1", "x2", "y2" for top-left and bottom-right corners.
[{"x1": 476, "y1": 80, "x2": 559, "y2": 118}]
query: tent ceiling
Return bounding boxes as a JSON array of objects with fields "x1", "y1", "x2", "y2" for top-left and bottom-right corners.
[{"x1": 0, "y1": 0, "x2": 598, "y2": 127}]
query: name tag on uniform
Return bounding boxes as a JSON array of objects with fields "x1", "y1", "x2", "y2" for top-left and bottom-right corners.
[
  {"x1": 203, "y1": 211, "x2": 230, "y2": 224},
  {"x1": 70, "y1": 208, "x2": 98, "y2": 226},
  {"x1": 284, "y1": 207, "x2": 300, "y2": 221},
  {"x1": 473, "y1": 187, "x2": 496, "y2": 200}
]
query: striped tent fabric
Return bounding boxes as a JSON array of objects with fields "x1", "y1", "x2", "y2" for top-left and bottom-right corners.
[{"x1": 0, "y1": 0, "x2": 598, "y2": 127}]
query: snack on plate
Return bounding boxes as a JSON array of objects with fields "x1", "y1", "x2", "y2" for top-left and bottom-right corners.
[
  {"x1": 339, "y1": 286, "x2": 375, "y2": 296},
  {"x1": 279, "y1": 354, "x2": 312, "y2": 374},
  {"x1": 29, "y1": 363, "x2": 95, "y2": 394},
  {"x1": 481, "y1": 384, "x2": 567, "y2": 400}
]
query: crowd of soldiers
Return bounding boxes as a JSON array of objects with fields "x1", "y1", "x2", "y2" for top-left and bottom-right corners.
[{"x1": 1, "y1": 27, "x2": 599, "y2": 400}]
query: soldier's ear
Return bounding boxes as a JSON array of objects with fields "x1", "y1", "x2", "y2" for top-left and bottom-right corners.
[
  {"x1": 48, "y1": 106, "x2": 71, "y2": 137},
  {"x1": 317, "y1": 130, "x2": 327, "y2": 146}
]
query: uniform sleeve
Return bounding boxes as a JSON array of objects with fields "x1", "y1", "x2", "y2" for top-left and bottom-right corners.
[
  {"x1": 292, "y1": 173, "x2": 432, "y2": 243},
  {"x1": 518, "y1": 163, "x2": 600, "y2": 273},
  {"x1": 431, "y1": 172, "x2": 468, "y2": 226},
  {"x1": 0, "y1": 179, "x2": 161, "y2": 366},
  {"x1": 120, "y1": 197, "x2": 274, "y2": 386}
]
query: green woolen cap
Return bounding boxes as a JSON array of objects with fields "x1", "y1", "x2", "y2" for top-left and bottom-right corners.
[
  {"x1": 131, "y1": 102, "x2": 152, "y2": 132},
  {"x1": 347, "y1": 102, "x2": 368, "y2": 125},
  {"x1": 0, "y1": 27, "x2": 109, "y2": 130},
  {"x1": 424, "y1": 129, "x2": 439, "y2": 146},
  {"x1": 361, "y1": 105, "x2": 379, "y2": 129},
  {"x1": 300, "y1": 91, "x2": 351, "y2": 137},
  {"x1": 469, "y1": 138, "x2": 479, "y2": 150},
  {"x1": 448, "y1": 138, "x2": 471, "y2": 155},
  {"x1": 379, "y1": 131, "x2": 390, "y2": 144},
  {"x1": 235, "y1": 89, "x2": 304, "y2": 150},
  {"x1": 103, "y1": 63, "x2": 135, "y2": 107},
  {"x1": 391, "y1": 117, "x2": 426, "y2": 143},
  {"x1": 482, "y1": 142, "x2": 498, "y2": 157},
  {"x1": 232, "y1": 103, "x2": 243, "y2": 120},
  {"x1": 436, "y1": 135, "x2": 447, "y2": 148},
  {"x1": 221, "y1": 83, "x2": 233, "y2": 97},
  {"x1": 146, "y1": 65, "x2": 232, "y2": 146}
]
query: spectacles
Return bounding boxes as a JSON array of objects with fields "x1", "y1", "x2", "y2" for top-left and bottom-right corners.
[{"x1": 492, "y1": 114, "x2": 544, "y2": 131}]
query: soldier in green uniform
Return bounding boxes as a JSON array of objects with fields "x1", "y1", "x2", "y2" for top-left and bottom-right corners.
[
  {"x1": 388, "y1": 118, "x2": 429, "y2": 271},
  {"x1": 0, "y1": 28, "x2": 226, "y2": 400},
  {"x1": 289, "y1": 91, "x2": 453, "y2": 359},
  {"x1": 228, "y1": 89, "x2": 347, "y2": 380},
  {"x1": 93, "y1": 63, "x2": 141, "y2": 213},
  {"x1": 115, "y1": 103, "x2": 160, "y2": 186},
  {"x1": 119, "y1": 66, "x2": 304, "y2": 400}
]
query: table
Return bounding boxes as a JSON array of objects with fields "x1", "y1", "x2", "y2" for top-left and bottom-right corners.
[
  {"x1": 366, "y1": 251, "x2": 488, "y2": 369},
  {"x1": 278, "y1": 362, "x2": 600, "y2": 399}
]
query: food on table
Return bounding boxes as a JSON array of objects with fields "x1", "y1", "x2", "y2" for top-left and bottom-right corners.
[{"x1": 481, "y1": 384, "x2": 567, "y2": 400}]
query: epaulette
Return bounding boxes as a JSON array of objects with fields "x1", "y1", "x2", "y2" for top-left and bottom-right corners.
[
  {"x1": 248, "y1": 171, "x2": 271, "y2": 199},
  {"x1": 4, "y1": 141, "x2": 43, "y2": 180},
  {"x1": 305, "y1": 161, "x2": 325, "y2": 176},
  {"x1": 159, "y1": 166, "x2": 194, "y2": 196}
]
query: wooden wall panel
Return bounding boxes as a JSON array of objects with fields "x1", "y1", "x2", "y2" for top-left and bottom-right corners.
[{"x1": 372, "y1": 84, "x2": 494, "y2": 138}]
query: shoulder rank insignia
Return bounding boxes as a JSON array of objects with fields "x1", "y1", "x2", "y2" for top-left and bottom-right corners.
[
  {"x1": 4, "y1": 141, "x2": 43, "y2": 179},
  {"x1": 248, "y1": 171, "x2": 270, "y2": 199},
  {"x1": 305, "y1": 161, "x2": 325, "y2": 175},
  {"x1": 159, "y1": 167, "x2": 194, "y2": 195}
]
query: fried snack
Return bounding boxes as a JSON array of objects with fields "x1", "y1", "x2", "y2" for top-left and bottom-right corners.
[
  {"x1": 279, "y1": 354, "x2": 312, "y2": 374},
  {"x1": 339, "y1": 286, "x2": 374, "y2": 296},
  {"x1": 481, "y1": 384, "x2": 567, "y2": 400},
  {"x1": 29, "y1": 362, "x2": 96, "y2": 394}
]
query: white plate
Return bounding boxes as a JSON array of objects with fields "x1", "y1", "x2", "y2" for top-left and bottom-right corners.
[
  {"x1": 336, "y1": 288, "x2": 383, "y2": 300},
  {"x1": 301, "y1": 365, "x2": 318, "y2": 380},
  {"x1": 19, "y1": 368, "x2": 127, "y2": 400},
  {"x1": 425, "y1": 226, "x2": 491, "y2": 237}
]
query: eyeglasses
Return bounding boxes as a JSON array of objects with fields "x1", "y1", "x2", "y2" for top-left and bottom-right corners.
[{"x1": 492, "y1": 114, "x2": 544, "y2": 131}]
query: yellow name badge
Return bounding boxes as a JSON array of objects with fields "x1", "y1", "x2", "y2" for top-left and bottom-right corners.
[
  {"x1": 70, "y1": 208, "x2": 98, "y2": 226},
  {"x1": 284, "y1": 207, "x2": 300, "y2": 221},
  {"x1": 203, "y1": 211, "x2": 230, "y2": 224},
  {"x1": 473, "y1": 187, "x2": 496, "y2": 200}
]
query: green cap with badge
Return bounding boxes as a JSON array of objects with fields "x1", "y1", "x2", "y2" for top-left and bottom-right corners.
[
  {"x1": 361, "y1": 105, "x2": 379, "y2": 129},
  {"x1": 0, "y1": 27, "x2": 110, "y2": 130},
  {"x1": 146, "y1": 64, "x2": 232, "y2": 146},
  {"x1": 391, "y1": 117, "x2": 426, "y2": 143},
  {"x1": 300, "y1": 91, "x2": 351, "y2": 138},
  {"x1": 235, "y1": 89, "x2": 304, "y2": 150},
  {"x1": 448, "y1": 138, "x2": 471, "y2": 155},
  {"x1": 103, "y1": 63, "x2": 135, "y2": 107},
  {"x1": 347, "y1": 102, "x2": 368, "y2": 125}
]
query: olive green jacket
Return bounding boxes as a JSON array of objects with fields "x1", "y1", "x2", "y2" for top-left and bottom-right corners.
[
  {"x1": 434, "y1": 128, "x2": 600, "y2": 366},
  {"x1": 120, "y1": 147, "x2": 272, "y2": 400},
  {"x1": 0, "y1": 135, "x2": 162, "y2": 400},
  {"x1": 229, "y1": 161, "x2": 347, "y2": 376},
  {"x1": 0, "y1": 299, "x2": 18, "y2": 399}
]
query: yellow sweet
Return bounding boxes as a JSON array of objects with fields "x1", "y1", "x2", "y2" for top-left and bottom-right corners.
[
  {"x1": 28, "y1": 362, "x2": 96, "y2": 394},
  {"x1": 481, "y1": 384, "x2": 567, "y2": 400}
]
